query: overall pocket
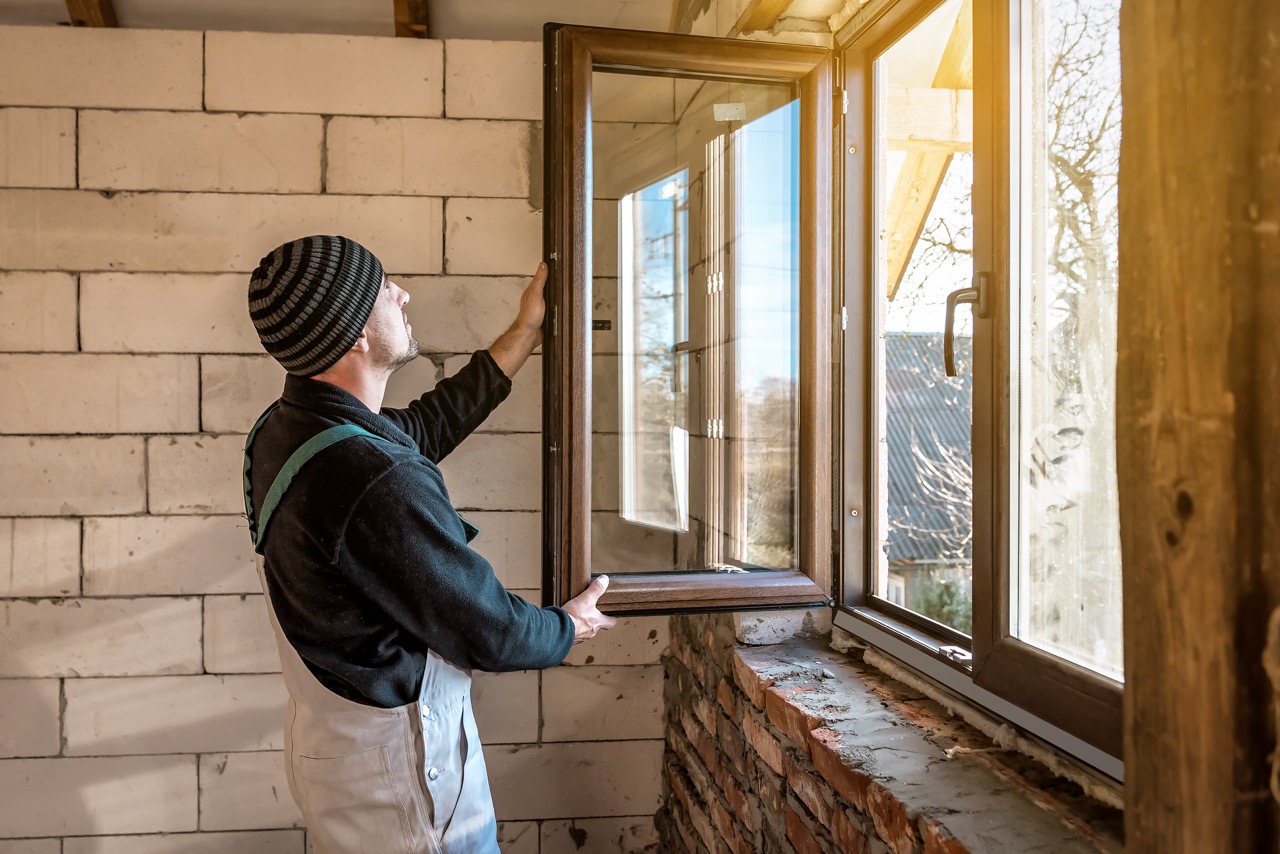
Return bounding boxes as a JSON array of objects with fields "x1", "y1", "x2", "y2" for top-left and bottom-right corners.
[{"x1": 294, "y1": 744, "x2": 433, "y2": 854}]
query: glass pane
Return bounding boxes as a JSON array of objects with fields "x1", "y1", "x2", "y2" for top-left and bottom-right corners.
[
  {"x1": 590, "y1": 69, "x2": 800, "y2": 574},
  {"x1": 872, "y1": 0, "x2": 974, "y2": 634},
  {"x1": 1013, "y1": 0, "x2": 1123, "y2": 679}
]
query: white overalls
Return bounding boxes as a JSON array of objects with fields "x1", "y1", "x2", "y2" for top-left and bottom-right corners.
[{"x1": 246, "y1": 417, "x2": 500, "y2": 854}]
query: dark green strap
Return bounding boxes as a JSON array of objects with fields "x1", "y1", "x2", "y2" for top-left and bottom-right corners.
[{"x1": 243, "y1": 405, "x2": 380, "y2": 553}]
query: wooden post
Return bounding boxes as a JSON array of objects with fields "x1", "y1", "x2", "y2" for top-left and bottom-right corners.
[
  {"x1": 65, "y1": 0, "x2": 116, "y2": 27},
  {"x1": 393, "y1": 0, "x2": 429, "y2": 38},
  {"x1": 1118, "y1": 0, "x2": 1280, "y2": 849}
]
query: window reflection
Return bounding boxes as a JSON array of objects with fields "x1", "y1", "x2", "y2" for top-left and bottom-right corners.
[{"x1": 591, "y1": 70, "x2": 799, "y2": 574}]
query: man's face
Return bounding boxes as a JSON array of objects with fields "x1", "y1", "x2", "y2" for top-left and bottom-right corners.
[{"x1": 365, "y1": 276, "x2": 419, "y2": 372}]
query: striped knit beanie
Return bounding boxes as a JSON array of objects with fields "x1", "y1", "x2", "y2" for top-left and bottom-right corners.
[{"x1": 248, "y1": 235, "x2": 384, "y2": 377}]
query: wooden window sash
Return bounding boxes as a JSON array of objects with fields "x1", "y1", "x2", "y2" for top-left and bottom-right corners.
[{"x1": 542, "y1": 23, "x2": 835, "y2": 614}]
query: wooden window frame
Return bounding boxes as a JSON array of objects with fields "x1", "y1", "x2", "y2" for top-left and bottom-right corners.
[
  {"x1": 834, "y1": 0, "x2": 1123, "y2": 764},
  {"x1": 542, "y1": 23, "x2": 836, "y2": 615}
]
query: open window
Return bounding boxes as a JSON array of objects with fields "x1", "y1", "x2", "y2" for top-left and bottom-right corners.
[
  {"x1": 542, "y1": 1, "x2": 1123, "y2": 776},
  {"x1": 542, "y1": 24, "x2": 835, "y2": 614},
  {"x1": 835, "y1": 0, "x2": 1123, "y2": 770}
]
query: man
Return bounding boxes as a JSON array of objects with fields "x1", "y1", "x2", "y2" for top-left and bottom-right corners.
[{"x1": 242, "y1": 235, "x2": 615, "y2": 853}]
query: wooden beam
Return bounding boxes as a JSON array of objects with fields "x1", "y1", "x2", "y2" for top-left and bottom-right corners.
[
  {"x1": 882, "y1": 0, "x2": 972, "y2": 298},
  {"x1": 393, "y1": 0, "x2": 429, "y2": 38},
  {"x1": 884, "y1": 152, "x2": 951, "y2": 300},
  {"x1": 932, "y1": 0, "x2": 972, "y2": 90},
  {"x1": 885, "y1": 87, "x2": 973, "y2": 150},
  {"x1": 733, "y1": 0, "x2": 792, "y2": 34},
  {"x1": 1119, "y1": 0, "x2": 1280, "y2": 849},
  {"x1": 65, "y1": 0, "x2": 116, "y2": 27}
]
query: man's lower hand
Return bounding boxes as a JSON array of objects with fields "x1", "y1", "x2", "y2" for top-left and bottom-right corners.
[{"x1": 564, "y1": 575, "x2": 618, "y2": 643}]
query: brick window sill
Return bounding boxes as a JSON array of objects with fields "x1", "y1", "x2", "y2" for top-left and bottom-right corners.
[{"x1": 660, "y1": 616, "x2": 1123, "y2": 853}]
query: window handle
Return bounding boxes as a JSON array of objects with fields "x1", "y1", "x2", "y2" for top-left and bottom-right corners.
[
  {"x1": 944, "y1": 272, "x2": 989, "y2": 377},
  {"x1": 671, "y1": 340, "x2": 692, "y2": 393}
]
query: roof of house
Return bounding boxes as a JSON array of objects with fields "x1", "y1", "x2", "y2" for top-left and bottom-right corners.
[{"x1": 883, "y1": 332, "x2": 973, "y2": 565}]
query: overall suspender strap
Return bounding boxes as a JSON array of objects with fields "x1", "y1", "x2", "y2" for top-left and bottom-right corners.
[{"x1": 243, "y1": 404, "x2": 381, "y2": 553}]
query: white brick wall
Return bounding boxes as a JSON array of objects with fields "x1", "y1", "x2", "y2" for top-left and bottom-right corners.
[
  {"x1": 327, "y1": 117, "x2": 532, "y2": 197},
  {"x1": 79, "y1": 112, "x2": 324, "y2": 194},
  {"x1": 0, "y1": 109, "x2": 75, "y2": 188},
  {"x1": 0, "y1": 22, "x2": 669, "y2": 853},
  {"x1": 444, "y1": 41, "x2": 542, "y2": 120},
  {"x1": 81, "y1": 274, "x2": 260, "y2": 354},
  {"x1": 204, "y1": 32, "x2": 444, "y2": 117},
  {"x1": 0, "y1": 272, "x2": 78, "y2": 352},
  {"x1": 0, "y1": 27, "x2": 202, "y2": 109}
]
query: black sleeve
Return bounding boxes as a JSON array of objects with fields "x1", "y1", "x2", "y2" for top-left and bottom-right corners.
[
  {"x1": 380, "y1": 350, "x2": 512, "y2": 463},
  {"x1": 339, "y1": 458, "x2": 575, "y2": 673}
]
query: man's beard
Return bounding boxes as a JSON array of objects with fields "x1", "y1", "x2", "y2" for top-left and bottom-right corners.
[{"x1": 388, "y1": 338, "x2": 420, "y2": 374}]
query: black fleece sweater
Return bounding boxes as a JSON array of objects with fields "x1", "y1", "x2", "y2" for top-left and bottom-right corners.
[{"x1": 246, "y1": 350, "x2": 574, "y2": 708}]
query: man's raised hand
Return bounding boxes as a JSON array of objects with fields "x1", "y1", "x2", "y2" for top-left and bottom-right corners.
[{"x1": 563, "y1": 575, "x2": 618, "y2": 643}]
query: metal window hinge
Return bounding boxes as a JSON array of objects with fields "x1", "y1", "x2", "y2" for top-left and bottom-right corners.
[
  {"x1": 841, "y1": 305, "x2": 847, "y2": 331},
  {"x1": 842, "y1": 89, "x2": 848, "y2": 115},
  {"x1": 551, "y1": 305, "x2": 559, "y2": 337}
]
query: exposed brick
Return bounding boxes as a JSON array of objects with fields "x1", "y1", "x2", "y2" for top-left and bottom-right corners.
[
  {"x1": 765, "y1": 683, "x2": 824, "y2": 746},
  {"x1": 832, "y1": 806, "x2": 871, "y2": 854},
  {"x1": 808, "y1": 727, "x2": 873, "y2": 812},
  {"x1": 205, "y1": 31, "x2": 443, "y2": 117},
  {"x1": 785, "y1": 805, "x2": 824, "y2": 854},
  {"x1": 0, "y1": 108, "x2": 75, "y2": 188},
  {"x1": 753, "y1": 760, "x2": 786, "y2": 821},
  {"x1": 708, "y1": 796, "x2": 747, "y2": 854},
  {"x1": 0, "y1": 26, "x2": 202, "y2": 109},
  {"x1": 868, "y1": 782, "x2": 920, "y2": 854},
  {"x1": 742, "y1": 711, "x2": 786, "y2": 776},
  {"x1": 692, "y1": 691, "x2": 719, "y2": 738},
  {"x1": 716, "y1": 768, "x2": 756, "y2": 834},
  {"x1": 716, "y1": 677, "x2": 739, "y2": 720},
  {"x1": 717, "y1": 714, "x2": 748, "y2": 771},
  {"x1": 785, "y1": 752, "x2": 833, "y2": 827},
  {"x1": 666, "y1": 764, "x2": 715, "y2": 852},
  {"x1": 731, "y1": 651, "x2": 771, "y2": 710},
  {"x1": 680, "y1": 709, "x2": 720, "y2": 775},
  {"x1": 921, "y1": 818, "x2": 971, "y2": 854}
]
